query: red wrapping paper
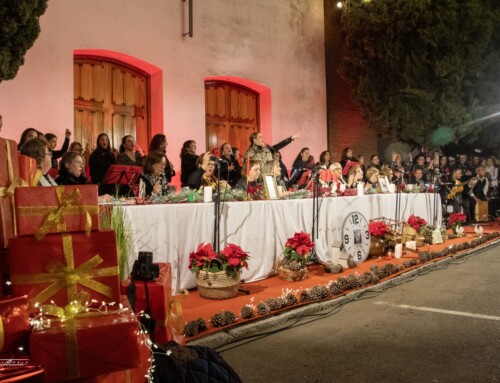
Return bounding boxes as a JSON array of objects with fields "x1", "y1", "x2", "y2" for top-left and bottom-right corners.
[
  {"x1": 0, "y1": 296, "x2": 30, "y2": 353},
  {"x1": 0, "y1": 137, "x2": 21, "y2": 248},
  {"x1": 17, "y1": 155, "x2": 38, "y2": 187},
  {"x1": 30, "y1": 306, "x2": 142, "y2": 382},
  {"x1": 121, "y1": 263, "x2": 172, "y2": 344},
  {"x1": 14, "y1": 185, "x2": 99, "y2": 239},
  {"x1": 69, "y1": 338, "x2": 150, "y2": 383},
  {"x1": 9, "y1": 231, "x2": 120, "y2": 307}
]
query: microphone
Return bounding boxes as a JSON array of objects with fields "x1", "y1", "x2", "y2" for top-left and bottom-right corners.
[{"x1": 210, "y1": 156, "x2": 228, "y2": 164}]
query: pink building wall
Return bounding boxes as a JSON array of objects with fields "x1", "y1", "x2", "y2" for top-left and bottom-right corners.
[{"x1": 0, "y1": 0, "x2": 327, "y2": 171}]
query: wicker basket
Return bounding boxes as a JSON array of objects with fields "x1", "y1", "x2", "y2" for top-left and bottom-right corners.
[
  {"x1": 195, "y1": 270, "x2": 240, "y2": 300},
  {"x1": 275, "y1": 264, "x2": 309, "y2": 282}
]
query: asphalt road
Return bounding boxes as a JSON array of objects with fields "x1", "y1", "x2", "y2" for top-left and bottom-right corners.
[{"x1": 220, "y1": 244, "x2": 500, "y2": 383}]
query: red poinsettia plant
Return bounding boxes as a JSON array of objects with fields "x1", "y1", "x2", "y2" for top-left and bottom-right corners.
[
  {"x1": 189, "y1": 242, "x2": 249, "y2": 279},
  {"x1": 368, "y1": 221, "x2": 389, "y2": 238},
  {"x1": 407, "y1": 214, "x2": 428, "y2": 230},
  {"x1": 283, "y1": 231, "x2": 315, "y2": 267},
  {"x1": 448, "y1": 213, "x2": 466, "y2": 229}
]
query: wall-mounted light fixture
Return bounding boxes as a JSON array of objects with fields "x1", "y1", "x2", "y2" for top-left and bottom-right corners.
[{"x1": 183, "y1": 0, "x2": 193, "y2": 37}]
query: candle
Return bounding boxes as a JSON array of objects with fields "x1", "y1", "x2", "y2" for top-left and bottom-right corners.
[
  {"x1": 204, "y1": 186, "x2": 213, "y2": 203},
  {"x1": 395, "y1": 243, "x2": 403, "y2": 258}
]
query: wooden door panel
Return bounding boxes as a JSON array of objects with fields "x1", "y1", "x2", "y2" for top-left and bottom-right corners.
[
  {"x1": 123, "y1": 72, "x2": 135, "y2": 106},
  {"x1": 112, "y1": 68, "x2": 124, "y2": 106},
  {"x1": 205, "y1": 81, "x2": 259, "y2": 154},
  {"x1": 92, "y1": 64, "x2": 105, "y2": 103},
  {"x1": 74, "y1": 58, "x2": 149, "y2": 153},
  {"x1": 74, "y1": 64, "x2": 81, "y2": 99}
]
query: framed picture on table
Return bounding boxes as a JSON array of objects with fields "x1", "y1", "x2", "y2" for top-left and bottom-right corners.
[
  {"x1": 379, "y1": 176, "x2": 392, "y2": 193},
  {"x1": 264, "y1": 175, "x2": 280, "y2": 200}
]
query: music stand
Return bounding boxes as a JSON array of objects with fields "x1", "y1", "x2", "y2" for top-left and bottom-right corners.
[{"x1": 102, "y1": 165, "x2": 143, "y2": 197}]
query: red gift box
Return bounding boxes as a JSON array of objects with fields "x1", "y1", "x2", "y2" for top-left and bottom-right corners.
[
  {"x1": 0, "y1": 137, "x2": 22, "y2": 248},
  {"x1": 0, "y1": 296, "x2": 30, "y2": 353},
  {"x1": 30, "y1": 305, "x2": 142, "y2": 382},
  {"x1": 14, "y1": 185, "x2": 99, "y2": 240},
  {"x1": 17, "y1": 155, "x2": 38, "y2": 187},
  {"x1": 9, "y1": 232, "x2": 120, "y2": 307},
  {"x1": 68, "y1": 337, "x2": 150, "y2": 383},
  {"x1": 121, "y1": 263, "x2": 173, "y2": 345}
]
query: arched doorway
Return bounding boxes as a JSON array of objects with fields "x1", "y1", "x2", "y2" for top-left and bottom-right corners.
[
  {"x1": 204, "y1": 76, "x2": 271, "y2": 156},
  {"x1": 73, "y1": 49, "x2": 163, "y2": 154}
]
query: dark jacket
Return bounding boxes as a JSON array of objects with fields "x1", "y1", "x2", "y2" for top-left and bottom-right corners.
[
  {"x1": 56, "y1": 167, "x2": 89, "y2": 186},
  {"x1": 218, "y1": 155, "x2": 242, "y2": 187},
  {"x1": 181, "y1": 153, "x2": 198, "y2": 187},
  {"x1": 51, "y1": 137, "x2": 70, "y2": 169}
]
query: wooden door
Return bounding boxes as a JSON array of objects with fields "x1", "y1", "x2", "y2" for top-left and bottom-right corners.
[
  {"x1": 205, "y1": 81, "x2": 259, "y2": 155},
  {"x1": 74, "y1": 59, "x2": 149, "y2": 154}
]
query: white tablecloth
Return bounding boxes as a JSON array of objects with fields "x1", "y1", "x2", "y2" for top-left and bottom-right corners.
[{"x1": 122, "y1": 193, "x2": 441, "y2": 292}]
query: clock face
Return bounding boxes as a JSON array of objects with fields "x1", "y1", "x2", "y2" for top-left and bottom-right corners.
[{"x1": 341, "y1": 212, "x2": 370, "y2": 264}]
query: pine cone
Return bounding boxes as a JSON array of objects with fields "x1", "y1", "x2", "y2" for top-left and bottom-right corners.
[
  {"x1": 184, "y1": 320, "x2": 199, "y2": 337},
  {"x1": 308, "y1": 286, "x2": 326, "y2": 301},
  {"x1": 337, "y1": 277, "x2": 349, "y2": 291},
  {"x1": 266, "y1": 297, "x2": 283, "y2": 311},
  {"x1": 223, "y1": 310, "x2": 236, "y2": 325},
  {"x1": 196, "y1": 318, "x2": 207, "y2": 332},
  {"x1": 240, "y1": 305, "x2": 254, "y2": 319},
  {"x1": 284, "y1": 292, "x2": 298, "y2": 306},
  {"x1": 328, "y1": 281, "x2": 342, "y2": 295},
  {"x1": 299, "y1": 289, "x2": 311, "y2": 303},
  {"x1": 347, "y1": 257, "x2": 358, "y2": 269},
  {"x1": 346, "y1": 274, "x2": 359, "y2": 289},
  {"x1": 256, "y1": 302, "x2": 270, "y2": 316}
]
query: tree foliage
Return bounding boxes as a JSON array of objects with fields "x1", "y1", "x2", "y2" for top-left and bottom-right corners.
[
  {"x1": 338, "y1": 0, "x2": 500, "y2": 149},
  {"x1": 0, "y1": 0, "x2": 48, "y2": 82}
]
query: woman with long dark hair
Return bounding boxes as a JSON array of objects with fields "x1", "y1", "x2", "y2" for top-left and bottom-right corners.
[
  {"x1": 117, "y1": 135, "x2": 142, "y2": 166},
  {"x1": 180, "y1": 140, "x2": 198, "y2": 187},
  {"x1": 149, "y1": 134, "x2": 175, "y2": 183},
  {"x1": 218, "y1": 142, "x2": 241, "y2": 187},
  {"x1": 18, "y1": 128, "x2": 39, "y2": 151},
  {"x1": 88, "y1": 133, "x2": 116, "y2": 195}
]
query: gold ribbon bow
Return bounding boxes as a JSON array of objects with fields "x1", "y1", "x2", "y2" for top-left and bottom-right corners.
[
  {"x1": 40, "y1": 292, "x2": 118, "y2": 380},
  {"x1": 11, "y1": 234, "x2": 118, "y2": 306},
  {"x1": 34, "y1": 186, "x2": 93, "y2": 241}
]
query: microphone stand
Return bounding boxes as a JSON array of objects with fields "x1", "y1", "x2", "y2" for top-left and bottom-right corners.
[
  {"x1": 432, "y1": 167, "x2": 441, "y2": 227},
  {"x1": 309, "y1": 168, "x2": 321, "y2": 264},
  {"x1": 213, "y1": 162, "x2": 222, "y2": 255}
]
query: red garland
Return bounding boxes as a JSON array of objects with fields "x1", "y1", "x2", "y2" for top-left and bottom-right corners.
[
  {"x1": 407, "y1": 214, "x2": 428, "y2": 230},
  {"x1": 368, "y1": 221, "x2": 389, "y2": 237}
]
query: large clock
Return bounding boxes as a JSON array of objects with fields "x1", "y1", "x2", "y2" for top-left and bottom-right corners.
[{"x1": 341, "y1": 212, "x2": 371, "y2": 264}]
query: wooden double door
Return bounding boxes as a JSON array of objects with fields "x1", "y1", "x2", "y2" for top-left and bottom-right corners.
[
  {"x1": 73, "y1": 59, "x2": 149, "y2": 154},
  {"x1": 205, "y1": 81, "x2": 259, "y2": 155}
]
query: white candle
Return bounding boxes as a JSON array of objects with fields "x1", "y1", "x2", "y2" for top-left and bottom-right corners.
[
  {"x1": 204, "y1": 186, "x2": 212, "y2": 203},
  {"x1": 395, "y1": 243, "x2": 403, "y2": 258}
]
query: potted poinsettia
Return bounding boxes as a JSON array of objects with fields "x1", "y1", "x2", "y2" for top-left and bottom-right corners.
[
  {"x1": 276, "y1": 232, "x2": 315, "y2": 282},
  {"x1": 368, "y1": 221, "x2": 389, "y2": 257},
  {"x1": 407, "y1": 214, "x2": 428, "y2": 231},
  {"x1": 189, "y1": 243, "x2": 249, "y2": 299},
  {"x1": 448, "y1": 213, "x2": 466, "y2": 236}
]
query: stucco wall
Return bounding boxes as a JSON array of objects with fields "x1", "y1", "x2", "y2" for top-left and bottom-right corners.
[{"x1": 0, "y1": 0, "x2": 326, "y2": 170}]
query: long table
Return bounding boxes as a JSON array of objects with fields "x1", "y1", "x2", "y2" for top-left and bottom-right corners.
[{"x1": 122, "y1": 193, "x2": 441, "y2": 292}]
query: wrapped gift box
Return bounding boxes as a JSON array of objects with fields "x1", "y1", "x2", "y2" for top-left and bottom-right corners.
[
  {"x1": 18, "y1": 155, "x2": 38, "y2": 187},
  {"x1": 121, "y1": 263, "x2": 172, "y2": 345},
  {"x1": 30, "y1": 305, "x2": 142, "y2": 382},
  {"x1": 9, "y1": 232, "x2": 120, "y2": 307},
  {"x1": 0, "y1": 296, "x2": 31, "y2": 353},
  {"x1": 68, "y1": 338, "x2": 150, "y2": 383},
  {"x1": 14, "y1": 185, "x2": 99, "y2": 240},
  {"x1": 0, "y1": 137, "x2": 21, "y2": 248}
]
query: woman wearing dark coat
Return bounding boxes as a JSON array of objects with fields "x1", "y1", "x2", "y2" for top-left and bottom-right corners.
[
  {"x1": 89, "y1": 133, "x2": 116, "y2": 195},
  {"x1": 180, "y1": 140, "x2": 198, "y2": 187},
  {"x1": 218, "y1": 143, "x2": 242, "y2": 187}
]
